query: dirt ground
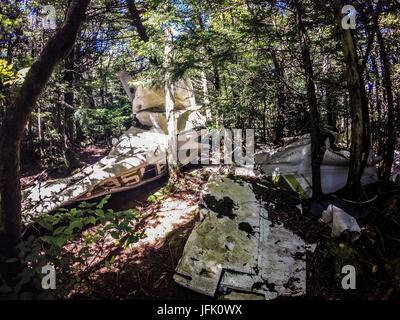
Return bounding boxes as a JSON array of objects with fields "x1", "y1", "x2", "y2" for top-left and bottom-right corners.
[{"x1": 68, "y1": 169, "x2": 212, "y2": 300}]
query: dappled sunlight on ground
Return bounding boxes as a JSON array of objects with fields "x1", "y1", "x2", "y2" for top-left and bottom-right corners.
[
  {"x1": 134, "y1": 199, "x2": 197, "y2": 247},
  {"x1": 67, "y1": 169, "x2": 211, "y2": 299}
]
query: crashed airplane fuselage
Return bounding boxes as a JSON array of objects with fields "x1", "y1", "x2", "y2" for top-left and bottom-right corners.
[{"x1": 22, "y1": 78, "x2": 206, "y2": 223}]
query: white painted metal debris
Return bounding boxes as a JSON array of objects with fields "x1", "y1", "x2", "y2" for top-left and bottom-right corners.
[
  {"x1": 321, "y1": 204, "x2": 361, "y2": 242},
  {"x1": 255, "y1": 135, "x2": 379, "y2": 198},
  {"x1": 174, "y1": 176, "x2": 309, "y2": 300}
]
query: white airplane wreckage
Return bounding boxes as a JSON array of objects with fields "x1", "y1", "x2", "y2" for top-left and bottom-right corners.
[
  {"x1": 173, "y1": 141, "x2": 379, "y2": 300},
  {"x1": 22, "y1": 75, "x2": 380, "y2": 300},
  {"x1": 22, "y1": 78, "x2": 206, "y2": 224},
  {"x1": 255, "y1": 135, "x2": 379, "y2": 199}
]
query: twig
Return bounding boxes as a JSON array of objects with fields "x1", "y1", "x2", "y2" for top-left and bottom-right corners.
[
  {"x1": 375, "y1": 226, "x2": 386, "y2": 252},
  {"x1": 137, "y1": 271, "x2": 148, "y2": 296},
  {"x1": 168, "y1": 244, "x2": 175, "y2": 269},
  {"x1": 387, "y1": 235, "x2": 400, "y2": 244}
]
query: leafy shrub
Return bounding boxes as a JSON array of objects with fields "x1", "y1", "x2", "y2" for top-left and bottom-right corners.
[{"x1": 0, "y1": 195, "x2": 143, "y2": 299}]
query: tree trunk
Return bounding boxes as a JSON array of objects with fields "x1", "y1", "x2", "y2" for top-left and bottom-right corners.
[
  {"x1": 294, "y1": 0, "x2": 323, "y2": 199},
  {"x1": 126, "y1": 0, "x2": 149, "y2": 42},
  {"x1": 125, "y1": 0, "x2": 159, "y2": 66},
  {"x1": 64, "y1": 48, "x2": 75, "y2": 150},
  {"x1": 324, "y1": 55, "x2": 337, "y2": 129},
  {"x1": 63, "y1": 48, "x2": 81, "y2": 170},
  {"x1": 164, "y1": 27, "x2": 179, "y2": 183},
  {"x1": 0, "y1": 0, "x2": 90, "y2": 258},
  {"x1": 333, "y1": 0, "x2": 370, "y2": 196},
  {"x1": 373, "y1": 2, "x2": 396, "y2": 184},
  {"x1": 37, "y1": 104, "x2": 45, "y2": 159},
  {"x1": 272, "y1": 52, "x2": 285, "y2": 116},
  {"x1": 201, "y1": 69, "x2": 211, "y2": 120}
]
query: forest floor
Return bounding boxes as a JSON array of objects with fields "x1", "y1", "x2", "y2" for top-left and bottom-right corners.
[
  {"x1": 68, "y1": 168, "x2": 212, "y2": 300},
  {"x1": 250, "y1": 178, "x2": 400, "y2": 300},
  {"x1": 60, "y1": 168, "x2": 400, "y2": 300},
  {"x1": 18, "y1": 162, "x2": 400, "y2": 300}
]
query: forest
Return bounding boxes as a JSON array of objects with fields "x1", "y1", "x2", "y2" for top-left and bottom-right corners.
[{"x1": 0, "y1": 0, "x2": 399, "y2": 301}]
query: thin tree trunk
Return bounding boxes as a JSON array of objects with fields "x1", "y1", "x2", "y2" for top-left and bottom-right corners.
[
  {"x1": 333, "y1": 0, "x2": 370, "y2": 196},
  {"x1": 126, "y1": 0, "x2": 149, "y2": 42},
  {"x1": 37, "y1": 104, "x2": 44, "y2": 159},
  {"x1": 0, "y1": 0, "x2": 90, "y2": 258},
  {"x1": 371, "y1": 52, "x2": 384, "y2": 161},
  {"x1": 125, "y1": 0, "x2": 159, "y2": 66},
  {"x1": 294, "y1": 0, "x2": 323, "y2": 199},
  {"x1": 201, "y1": 69, "x2": 211, "y2": 119},
  {"x1": 373, "y1": 1, "x2": 396, "y2": 183},
  {"x1": 63, "y1": 47, "x2": 81, "y2": 170},
  {"x1": 324, "y1": 55, "x2": 337, "y2": 128},
  {"x1": 64, "y1": 49, "x2": 75, "y2": 148},
  {"x1": 164, "y1": 27, "x2": 179, "y2": 182},
  {"x1": 272, "y1": 52, "x2": 285, "y2": 116}
]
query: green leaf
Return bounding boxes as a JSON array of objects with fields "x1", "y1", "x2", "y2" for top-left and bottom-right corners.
[
  {"x1": 95, "y1": 209, "x2": 105, "y2": 217},
  {"x1": 110, "y1": 231, "x2": 120, "y2": 240},
  {"x1": 53, "y1": 226, "x2": 66, "y2": 236},
  {"x1": 97, "y1": 195, "x2": 111, "y2": 209},
  {"x1": 69, "y1": 220, "x2": 83, "y2": 231},
  {"x1": 64, "y1": 227, "x2": 73, "y2": 236},
  {"x1": 55, "y1": 236, "x2": 68, "y2": 248},
  {"x1": 38, "y1": 220, "x2": 53, "y2": 232},
  {"x1": 124, "y1": 235, "x2": 139, "y2": 247},
  {"x1": 40, "y1": 236, "x2": 56, "y2": 245},
  {"x1": 86, "y1": 216, "x2": 97, "y2": 225}
]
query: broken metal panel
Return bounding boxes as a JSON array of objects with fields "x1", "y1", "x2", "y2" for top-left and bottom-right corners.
[
  {"x1": 220, "y1": 208, "x2": 306, "y2": 300},
  {"x1": 130, "y1": 79, "x2": 206, "y2": 133},
  {"x1": 255, "y1": 135, "x2": 379, "y2": 197},
  {"x1": 174, "y1": 176, "x2": 308, "y2": 300},
  {"x1": 175, "y1": 177, "x2": 261, "y2": 296},
  {"x1": 22, "y1": 127, "x2": 206, "y2": 223},
  {"x1": 117, "y1": 71, "x2": 135, "y2": 102},
  {"x1": 135, "y1": 109, "x2": 206, "y2": 133},
  {"x1": 257, "y1": 216, "x2": 306, "y2": 298},
  {"x1": 132, "y1": 79, "x2": 195, "y2": 113}
]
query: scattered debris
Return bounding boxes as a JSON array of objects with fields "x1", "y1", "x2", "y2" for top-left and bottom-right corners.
[
  {"x1": 21, "y1": 128, "x2": 169, "y2": 223},
  {"x1": 321, "y1": 205, "x2": 361, "y2": 242}
]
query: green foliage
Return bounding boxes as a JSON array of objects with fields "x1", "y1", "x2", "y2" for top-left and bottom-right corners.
[
  {"x1": 0, "y1": 195, "x2": 143, "y2": 299},
  {"x1": 147, "y1": 183, "x2": 175, "y2": 204},
  {"x1": 0, "y1": 59, "x2": 15, "y2": 86},
  {"x1": 77, "y1": 102, "x2": 132, "y2": 142}
]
